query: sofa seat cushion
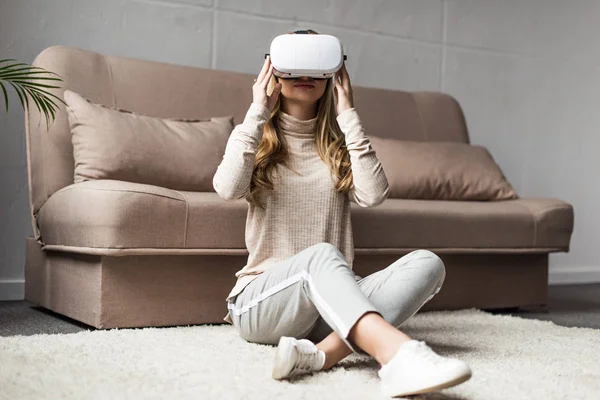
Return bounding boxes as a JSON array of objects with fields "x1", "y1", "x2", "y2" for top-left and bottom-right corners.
[
  {"x1": 351, "y1": 198, "x2": 573, "y2": 251},
  {"x1": 37, "y1": 180, "x2": 247, "y2": 252},
  {"x1": 37, "y1": 180, "x2": 573, "y2": 254}
]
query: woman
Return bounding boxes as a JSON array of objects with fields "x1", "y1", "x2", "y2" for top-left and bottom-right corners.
[{"x1": 213, "y1": 29, "x2": 472, "y2": 398}]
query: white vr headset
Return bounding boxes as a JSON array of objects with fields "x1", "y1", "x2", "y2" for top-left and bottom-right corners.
[{"x1": 265, "y1": 31, "x2": 347, "y2": 79}]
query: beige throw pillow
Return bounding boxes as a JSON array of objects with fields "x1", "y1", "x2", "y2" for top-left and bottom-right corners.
[
  {"x1": 64, "y1": 89, "x2": 234, "y2": 192},
  {"x1": 368, "y1": 137, "x2": 518, "y2": 201}
]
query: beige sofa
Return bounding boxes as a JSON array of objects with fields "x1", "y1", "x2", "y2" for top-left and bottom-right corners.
[{"x1": 23, "y1": 45, "x2": 574, "y2": 329}]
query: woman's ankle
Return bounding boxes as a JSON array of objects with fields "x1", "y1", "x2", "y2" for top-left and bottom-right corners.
[
  {"x1": 376, "y1": 335, "x2": 412, "y2": 365},
  {"x1": 349, "y1": 312, "x2": 413, "y2": 365}
]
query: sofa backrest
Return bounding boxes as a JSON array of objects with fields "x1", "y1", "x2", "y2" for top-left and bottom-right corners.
[{"x1": 26, "y1": 45, "x2": 469, "y2": 219}]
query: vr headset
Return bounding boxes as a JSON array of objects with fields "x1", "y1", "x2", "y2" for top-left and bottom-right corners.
[{"x1": 264, "y1": 30, "x2": 347, "y2": 80}]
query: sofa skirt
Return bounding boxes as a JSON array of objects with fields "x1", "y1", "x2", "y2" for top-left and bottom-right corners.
[{"x1": 24, "y1": 237, "x2": 548, "y2": 329}]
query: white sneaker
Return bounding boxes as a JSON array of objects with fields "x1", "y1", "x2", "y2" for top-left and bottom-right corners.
[
  {"x1": 378, "y1": 339, "x2": 472, "y2": 397},
  {"x1": 272, "y1": 336, "x2": 326, "y2": 380}
]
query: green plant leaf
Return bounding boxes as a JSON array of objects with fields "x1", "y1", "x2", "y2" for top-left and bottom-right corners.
[
  {"x1": 22, "y1": 84, "x2": 62, "y2": 110},
  {"x1": 0, "y1": 66, "x2": 38, "y2": 75},
  {"x1": 9, "y1": 80, "x2": 62, "y2": 90},
  {"x1": 1, "y1": 63, "x2": 65, "y2": 78},
  {"x1": 30, "y1": 87, "x2": 59, "y2": 129},
  {"x1": 0, "y1": 65, "x2": 41, "y2": 73},
  {"x1": 0, "y1": 59, "x2": 27, "y2": 65},
  {"x1": 0, "y1": 62, "x2": 31, "y2": 72},
  {"x1": 26, "y1": 88, "x2": 51, "y2": 128},
  {"x1": 0, "y1": 82, "x2": 9, "y2": 113},
  {"x1": 25, "y1": 86, "x2": 44, "y2": 114},
  {"x1": 6, "y1": 81, "x2": 26, "y2": 110},
  {"x1": 5, "y1": 81, "x2": 67, "y2": 108},
  {"x1": 0, "y1": 73, "x2": 63, "y2": 81},
  {"x1": 0, "y1": 59, "x2": 65, "y2": 128}
]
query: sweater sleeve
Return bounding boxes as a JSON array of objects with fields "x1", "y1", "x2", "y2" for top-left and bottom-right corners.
[
  {"x1": 213, "y1": 102, "x2": 271, "y2": 200},
  {"x1": 336, "y1": 107, "x2": 390, "y2": 208}
]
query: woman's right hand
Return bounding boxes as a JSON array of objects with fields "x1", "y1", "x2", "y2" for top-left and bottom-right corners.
[{"x1": 253, "y1": 55, "x2": 282, "y2": 111}]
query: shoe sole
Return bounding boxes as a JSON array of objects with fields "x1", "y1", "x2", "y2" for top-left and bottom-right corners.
[
  {"x1": 272, "y1": 336, "x2": 294, "y2": 380},
  {"x1": 385, "y1": 370, "x2": 472, "y2": 398}
]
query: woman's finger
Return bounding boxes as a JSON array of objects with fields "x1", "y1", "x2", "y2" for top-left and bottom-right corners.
[
  {"x1": 262, "y1": 64, "x2": 274, "y2": 86},
  {"x1": 270, "y1": 82, "x2": 282, "y2": 98},
  {"x1": 341, "y1": 65, "x2": 351, "y2": 92},
  {"x1": 340, "y1": 71, "x2": 347, "y2": 87},
  {"x1": 335, "y1": 78, "x2": 345, "y2": 94},
  {"x1": 256, "y1": 56, "x2": 270, "y2": 83},
  {"x1": 343, "y1": 80, "x2": 351, "y2": 93},
  {"x1": 259, "y1": 63, "x2": 273, "y2": 86}
]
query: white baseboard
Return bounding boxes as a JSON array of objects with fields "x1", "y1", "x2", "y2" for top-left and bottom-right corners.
[
  {"x1": 549, "y1": 265, "x2": 600, "y2": 285},
  {"x1": 0, "y1": 280, "x2": 25, "y2": 301}
]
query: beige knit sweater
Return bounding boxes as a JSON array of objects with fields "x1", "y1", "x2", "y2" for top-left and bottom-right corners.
[{"x1": 213, "y1": 102, "x2": 389, "y2": 324}]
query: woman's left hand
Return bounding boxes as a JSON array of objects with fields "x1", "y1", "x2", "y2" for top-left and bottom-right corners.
[{"x1": 334, "y1": 62, "x2": 354, "y2": 115}]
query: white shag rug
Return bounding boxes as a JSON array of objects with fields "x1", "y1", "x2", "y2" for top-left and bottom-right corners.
[{"x1": 1, "y1": 308, "x2": 599, "y2": 400}]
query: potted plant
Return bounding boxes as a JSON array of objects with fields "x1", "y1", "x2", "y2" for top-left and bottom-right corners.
[{"x1": 0, "y1": 58, "x2": 66, "y2": 129}]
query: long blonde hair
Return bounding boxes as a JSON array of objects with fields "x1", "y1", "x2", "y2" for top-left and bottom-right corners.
[{"x1": 247, "y1": 29, "x2": 353, "y2": 209}]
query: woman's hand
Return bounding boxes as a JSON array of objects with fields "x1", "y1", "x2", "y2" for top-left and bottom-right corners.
[
  {"x1": 334, "y1": 62, "x2": 354, "y2": 115},
  {"x1": 253, "y1": 55, "x2": 282, "y2": 112}
]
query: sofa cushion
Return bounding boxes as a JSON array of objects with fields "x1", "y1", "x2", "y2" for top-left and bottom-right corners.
[
  {"x1": 37, "y1": 180, "x2": 246, "y2": 252},
  {"x1": 64, "y1": 89, "x2": 235, "y2": 192},
  {"x1": 351, "y1": 198, "x2": 573, "y2": 251},
  {"x1": 37, "y1": 180, "x2": 573, "y2": 254},
  {"x1": 369, "y1": 137, "x2": 518, "y2": 201}
]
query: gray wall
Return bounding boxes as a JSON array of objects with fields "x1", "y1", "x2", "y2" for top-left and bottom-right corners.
[{"x1": 0, "y1": 0, "x2": 598, "y2": 300}]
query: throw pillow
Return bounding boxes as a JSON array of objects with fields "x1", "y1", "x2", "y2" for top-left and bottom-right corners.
[
  {"x1": 64, "y1": 89, "x2": 234, "y2": 192},
  {"x1": 368, "y1": 137, "x2": 518, "y2": 200}
]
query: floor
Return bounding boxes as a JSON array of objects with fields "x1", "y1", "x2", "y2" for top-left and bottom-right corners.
[{"x1": 1, "y1": 283, "x2": 599, "y2": 337}]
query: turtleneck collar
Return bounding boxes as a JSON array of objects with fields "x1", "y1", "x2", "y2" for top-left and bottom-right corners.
[{"x1": 277, "y1": 110, "x2": 318, "y2": 137}]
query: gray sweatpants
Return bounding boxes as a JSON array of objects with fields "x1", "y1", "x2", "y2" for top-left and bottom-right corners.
[{"x1": 227, "y1": 242, "x2": 446, "y2": 354}]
